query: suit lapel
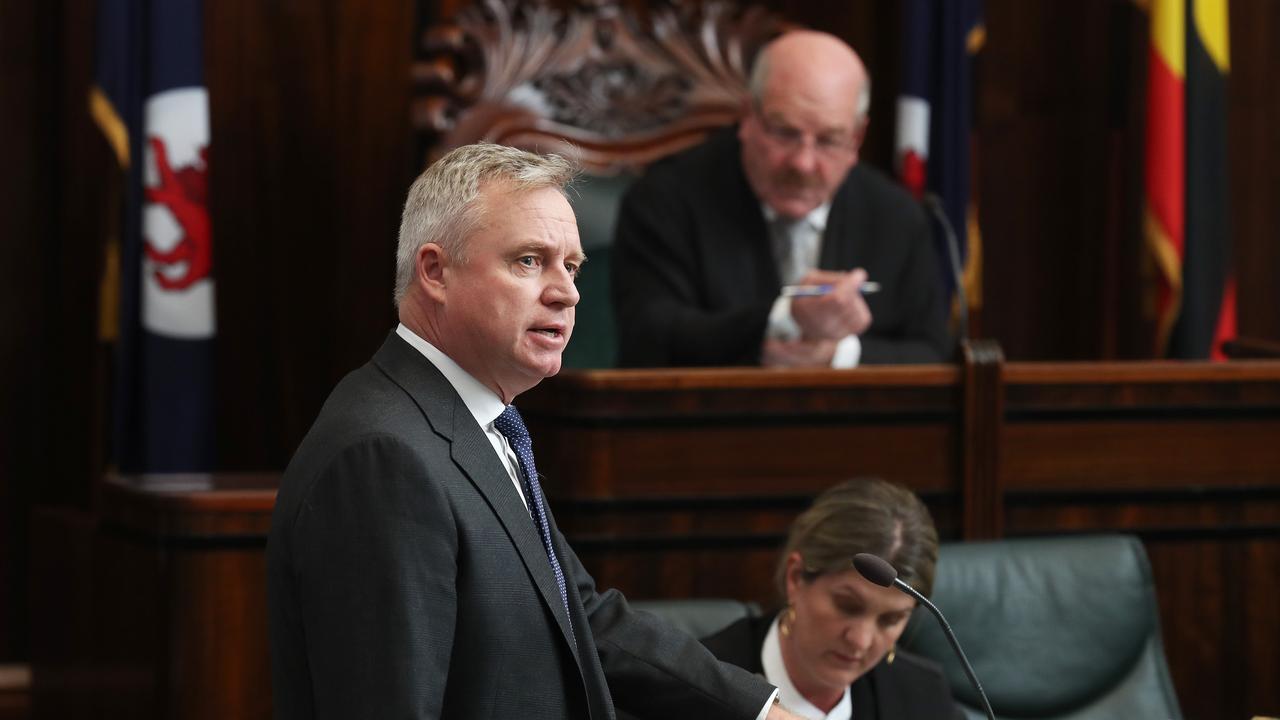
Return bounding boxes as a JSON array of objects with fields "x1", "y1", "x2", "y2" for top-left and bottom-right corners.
[
  {"x1": 710, "y1": 131, "x2": 784, "y2": 300},
  {"x1": 821, "y1": 166, "x2": 867, "y2": 271},
  {"x1": 372, "y1": 332, "x2": 582, "y2": 663},
  {"x1": 850, "y1": 660, "x2": 892, "y2": 719},
  {"x1": 448, "y1": 402, "x2": 581, "y2": 658}
]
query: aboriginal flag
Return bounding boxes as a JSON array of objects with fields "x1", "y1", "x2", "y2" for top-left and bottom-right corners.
[
  {"x1": 1144, "y1": 0, "x2": 1235, "y2": 359},
  {"x1": 91, "y1": 0, "x2": 217, "y2": 471}
]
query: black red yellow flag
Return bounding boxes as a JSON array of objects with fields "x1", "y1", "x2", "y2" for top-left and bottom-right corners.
[{"x1": 1144, "y1": 0, "x2": 1235, "y2": 359}]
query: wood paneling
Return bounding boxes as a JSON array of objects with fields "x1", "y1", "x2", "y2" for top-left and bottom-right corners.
[
  {"x1": 1228, "y1": 0, "x2": 1280, "y2": 345},
  {"x1": 31, "y1": 477, "x2": 277, "y2": 720},
  {"x1": 206, "y1": 0, "x2": 417, "y2": 471},
  {"x1": 0, "y1": 0, "x2": 114, "y2": 665},
  {"x1": 977, "y1": 0, "x2": 1144, "y2": 358},
  {"x1": 0, "y1": 0, "x2": 52, "y2": 668}
]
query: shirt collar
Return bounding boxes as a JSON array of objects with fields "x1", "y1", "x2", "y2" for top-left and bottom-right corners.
[
  {"x1": 761, "y1": 201, "x2": 832, "y2": 235},
  {"x1": 761, "y1": 615, "x2": 853, "y2": 720},
  {"x1": 395, "y1": 323, "x2": 507, "y2": 428}
]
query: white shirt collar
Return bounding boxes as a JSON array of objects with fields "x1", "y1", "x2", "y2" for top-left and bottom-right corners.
[
  {"x1": 395, "y1": 323, "x2": 506, "y2": 428},
  {"x1": 761, "y1": 615, "x2": 853, "y2": 720},
  {"x1": 761, "y1": 201, "x2": 832, "y2": 235}
]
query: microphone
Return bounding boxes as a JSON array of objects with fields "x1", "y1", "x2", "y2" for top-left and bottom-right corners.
[
  {"x1": 853, "y1": 553, "x2": 997, "y2": 720},
  {"x1": 922, "y1": 193, "x2": 970, "y2": 343}
]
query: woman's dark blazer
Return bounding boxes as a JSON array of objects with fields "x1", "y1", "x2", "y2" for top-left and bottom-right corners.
[{"x1": 701, "y1": 614, "x2": 966, "y2": 720}]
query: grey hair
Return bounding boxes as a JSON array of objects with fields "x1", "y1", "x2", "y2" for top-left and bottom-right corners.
[
  {"x1": 393, "y1": 142, "x2": 579, "y2": 306},
  {"x1": 748, "y1": 46, "x2": 872, "y2": 124}
]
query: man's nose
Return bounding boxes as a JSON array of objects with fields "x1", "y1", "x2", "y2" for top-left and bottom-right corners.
[
  {"x1": 787, "y1": 139, "x2": 819, "y2": 174},
  {"x1": 544, "y1": 266, "x2": 580, "y2": 307}
]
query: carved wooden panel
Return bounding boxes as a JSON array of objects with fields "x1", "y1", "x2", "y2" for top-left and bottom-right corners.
[{"x1": 413, "y1": 0, "x2": 789, "y2": 173}]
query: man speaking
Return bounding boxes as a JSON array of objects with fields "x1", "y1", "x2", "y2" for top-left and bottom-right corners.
[{"x1": 268, "y1": 143, "x2": 804, "y2": 720}]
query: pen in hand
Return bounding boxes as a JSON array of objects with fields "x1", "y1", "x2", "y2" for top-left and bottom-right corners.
[{"x1": 781, "y1": 281, "x2": 880, "y2": 298}]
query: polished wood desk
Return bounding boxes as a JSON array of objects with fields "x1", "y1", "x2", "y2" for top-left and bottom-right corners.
[
  {"x1": 31, "y1": 475, "x2": 277, "y2": 720},
  {"x1": 32, "y1": 354, "x2": 1280, "y2": 720}
]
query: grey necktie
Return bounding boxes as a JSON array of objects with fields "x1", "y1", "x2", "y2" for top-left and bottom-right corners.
[{"x1": 769, "y1": 215, "x2": 806, "y2": 285}]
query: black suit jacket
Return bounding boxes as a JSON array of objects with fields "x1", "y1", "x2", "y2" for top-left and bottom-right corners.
[
  {"x1": 702, "y1": 615, "x2": 964, "y2": 720},
  {"x1": 612, "y1": 129, "x2": 950, "y2": 367},
  {"x1": 267, "y1": 332, "x2": 773, "y2": 719}
]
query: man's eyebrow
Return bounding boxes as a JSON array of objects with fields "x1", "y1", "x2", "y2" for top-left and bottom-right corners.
[
  {"x1": 511, "y1": 240, "x2": 552, "y2": 254},
  {"x1": 510, "y1": 240, "x2": 587, "y2": 265}
]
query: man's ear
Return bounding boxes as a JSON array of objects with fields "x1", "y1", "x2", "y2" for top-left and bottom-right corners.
[{"x1": 416, "y1": 243, "x2": 448, "y2": 303}]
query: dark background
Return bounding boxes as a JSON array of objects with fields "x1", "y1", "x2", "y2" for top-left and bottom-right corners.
[{"x1": 3, "y1": 0, "x2": 1279, "y2": 693}]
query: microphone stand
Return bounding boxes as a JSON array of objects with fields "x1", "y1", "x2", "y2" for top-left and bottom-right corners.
[
  {"x1": 853, "y1": 553, "x2": 996, "y2": 720},
  {"x1": 892, "y1": 578, "x2": 997, "y2": 720},
  {"x1": 923, "y1": 192, "x2": 970, "y2": 343}
]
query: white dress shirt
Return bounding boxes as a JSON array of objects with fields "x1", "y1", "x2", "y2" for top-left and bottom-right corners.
[
  {"x1": 762, "y1": 204, "x2": 862, "y2": 368},
  {"x1": 761, "y1": 616, "x2": 853, "y2": 720}
]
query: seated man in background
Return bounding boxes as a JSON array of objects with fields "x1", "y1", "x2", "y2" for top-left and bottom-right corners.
[{"x1": 612, "y1": 30, "x2": 950, "y2": 368}]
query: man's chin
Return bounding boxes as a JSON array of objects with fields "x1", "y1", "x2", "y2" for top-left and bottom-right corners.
[
  {"x1": 768, "y1": 195, "x2": 823, "y2": 220},
  {"x1": 525, "y1": 354, "x2": 563, "y2": 381}
]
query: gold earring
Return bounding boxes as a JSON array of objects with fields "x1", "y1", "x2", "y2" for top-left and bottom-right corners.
[
  {"x1": 886, "y1": 645, "x2": 896, "y2": 665},
  {"x1": 780, "y1": 605, "x2": 796, "y2": 637}
]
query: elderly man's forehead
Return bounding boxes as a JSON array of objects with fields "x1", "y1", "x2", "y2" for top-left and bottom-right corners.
[
  {"x1": 768, "y1": 31, "x2": 860, "y2": 61},
  {"x1": 760, "y1": 32, "x2": 867, "y2": 93}
]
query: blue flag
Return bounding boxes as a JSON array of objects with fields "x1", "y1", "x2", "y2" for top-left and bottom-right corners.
[
  {"x1": 895, "y1": 0, "x2": 984, "y2": 314},
  {"x1": 93, "y1": 0, "x2": 216, "y2": 472}
]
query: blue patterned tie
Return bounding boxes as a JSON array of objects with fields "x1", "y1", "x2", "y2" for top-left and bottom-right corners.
[{"x1": 493, "y1": 405, "x2": 572, "y2": 635}]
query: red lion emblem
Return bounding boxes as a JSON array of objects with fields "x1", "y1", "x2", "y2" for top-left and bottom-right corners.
[{"x1": 144, "y1": 136, "x2": 212, "y2": 291}]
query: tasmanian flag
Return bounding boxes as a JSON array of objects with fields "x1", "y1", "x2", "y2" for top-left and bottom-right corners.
[
  {"x1": 895, "y1": 0, "x2": 985, "y2": 317},
  {"x1": 92, "y1": 0, "x2": 216, "y2": 471},
  {"x1": 1144, "y1": 0, "x2": 1235, "y2": 359}
]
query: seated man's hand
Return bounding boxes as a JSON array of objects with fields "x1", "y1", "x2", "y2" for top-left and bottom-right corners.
[
  {"x1": 790, "y1": 268, "x2": 872, "y2": 341},
  {"x1": 761, "y1": 338, "x2": 838, "y2": 368}
]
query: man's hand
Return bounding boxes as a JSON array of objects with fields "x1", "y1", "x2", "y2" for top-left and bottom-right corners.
[
  {"x1": 790, "y1": 268, "x2": 872, "y2": 341},
  {"x1": 761, "y1": 338, "x2": 838, "y2": 368}
]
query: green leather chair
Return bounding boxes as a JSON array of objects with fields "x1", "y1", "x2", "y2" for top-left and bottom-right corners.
[
  {"x1": 628, "y1": 597, "x2": 763, "y2": 640},
  {"x1": 899, "y1": 535, "x2": 1183, "y2": 720},
  {"x1": 561, "y1": 173, "x2": 638, "y2": 369}
]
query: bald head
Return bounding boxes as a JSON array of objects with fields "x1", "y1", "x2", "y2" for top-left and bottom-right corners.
[
  {"x1": 749, "y1": 30, "x2": 870, "y2": 126},
  {"x1": 739, "y1": 31, "x2": 870, "y2": 218}
]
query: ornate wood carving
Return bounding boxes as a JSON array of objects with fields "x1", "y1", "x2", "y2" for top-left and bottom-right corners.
[{"x1": 413, "y1": 0, "x2": 789, "y2": 174}]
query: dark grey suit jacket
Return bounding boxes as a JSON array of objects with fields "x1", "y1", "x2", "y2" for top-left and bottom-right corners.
[
  {"x1": 268, "y1": 332, "x2": 773, "y2": 719},
  {"x1": 612, "y1": 129, "x2": 950, "y2": 367}
]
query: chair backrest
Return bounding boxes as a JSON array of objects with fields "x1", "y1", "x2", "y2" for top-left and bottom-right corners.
[
  {"x1": 899, "y1": 535, "x2": 1182, "y2": 720},
  {"x1": 628, "y1": 597, "x2": 762, "y2": 640},
  {"x1": 412, "y1": 0, "x2": 788, "y2": 367}
]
